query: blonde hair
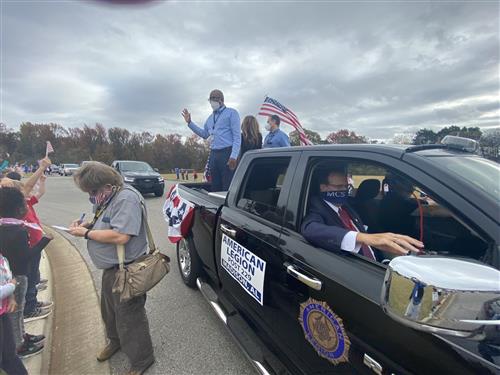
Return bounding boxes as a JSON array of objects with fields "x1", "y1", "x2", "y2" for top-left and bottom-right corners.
[
  {"x1": 241, "y1": 116, "x2": 261, "y2": 146},
  {"x1": 73, "y1": 162, "x2": 123, "y2": 193},
  {"x1": 0, "y1": 177, "x2": 24, "y2": 191}
]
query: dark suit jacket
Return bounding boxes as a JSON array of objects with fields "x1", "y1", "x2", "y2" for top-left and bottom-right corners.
[{"x1": 301, "y1": 196, "x2": 368, "y2": 254}]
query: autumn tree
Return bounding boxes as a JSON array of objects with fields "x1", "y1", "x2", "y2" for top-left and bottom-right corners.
[
  {"x1": 325, "y1": 129, "x2": 367, "y2": 144},
  {"x1": 289, "y1": 128, "x2": 323, "y2": 146},
  {"x1": 412, "y1": 129, "x2": 438, "y2": 145}
]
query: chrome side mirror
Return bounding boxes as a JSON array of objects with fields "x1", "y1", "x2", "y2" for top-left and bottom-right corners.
[{"x1": 381, "y1": 256, "x2": 500, "y2": 340}]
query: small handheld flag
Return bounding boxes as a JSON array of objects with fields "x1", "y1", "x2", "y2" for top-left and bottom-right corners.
[{"x1": 46, "y1": 141, "x2": 54, "y2": 157}]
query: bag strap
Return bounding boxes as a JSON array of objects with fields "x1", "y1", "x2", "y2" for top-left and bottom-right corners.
[
  {"x1": 139, "y1": 200, "x2": 157, "y2": 255},
  {"x1": 115, "y1": 187, "x2": 158, "y2": 269},
  {"x1": 117, "y1": 244, "x2": 125, "y2": 270}
]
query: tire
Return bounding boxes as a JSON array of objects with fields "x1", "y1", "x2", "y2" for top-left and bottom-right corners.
[
  {"x1": 154, "y1": 188, "x2": 164, "y2": 197},
  {"x1": 176, "y1": 236, "x2": 202, "y2": 288}
]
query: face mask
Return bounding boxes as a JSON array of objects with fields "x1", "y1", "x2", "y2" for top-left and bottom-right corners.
[
  {"x1": 322, "y1": 190, "x2": 348, "y2": 206},
  {"x1": 265, "y1": 123, "x2": 272, "y2": 131},
  {"x1": 210, "y1": 100, "x2": 220, "y2": 111},
  {"x1": 89, "y1": 187, "x2": 114, "y2": 206}
]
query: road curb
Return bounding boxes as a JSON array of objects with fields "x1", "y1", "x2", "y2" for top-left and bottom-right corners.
[{"x1": 44, "y1": 226, "x2": 111, "y2": 375}]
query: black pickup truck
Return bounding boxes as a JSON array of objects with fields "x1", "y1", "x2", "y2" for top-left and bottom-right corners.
[{"x1": 175, "y1": 138, "x2": 500, "y2": 375}]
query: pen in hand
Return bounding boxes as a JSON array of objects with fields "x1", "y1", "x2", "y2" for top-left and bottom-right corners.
[{"x1": 78, "y1": 213, "x2": 86, "y2": 225}]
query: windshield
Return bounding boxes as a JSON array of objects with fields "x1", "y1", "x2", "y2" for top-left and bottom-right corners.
[
  {"x1": 120, "y1": 161, "x2": 153, "y2": 172},
  {"x1": 432, "y1": 156, "x2": 500, "y2": 201},
  {"x1": 65, "y1": 164, "x2": 79, "y2": 168}
]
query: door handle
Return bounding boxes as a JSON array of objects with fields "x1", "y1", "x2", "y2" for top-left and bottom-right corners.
[
  {"x1": 220, "y1": 224, "x2": 237, "y2": 237},
  {"x1": 286, "y1": 264, "x2": 322, "y2": 291}
]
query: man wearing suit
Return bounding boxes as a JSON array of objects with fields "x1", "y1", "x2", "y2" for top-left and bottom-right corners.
[{"x1": 301, "y1": 166, "x2": 423, "y2": 259}]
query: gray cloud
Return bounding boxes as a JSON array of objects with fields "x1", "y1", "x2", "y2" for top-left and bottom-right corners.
[{"x1": 1, "y1": 1, "x2": 498, "y2": 140}]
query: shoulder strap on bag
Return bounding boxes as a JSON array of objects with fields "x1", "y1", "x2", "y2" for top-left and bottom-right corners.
[
  {"x1": 115, "y1": 187, "x2": 158, "y2": 269},
  {"x1": 139, "y1": 200, "x2": 157, "y2": 255},
  {"x1": 117, "y1": 244, "x2": 125, "y2": 270}
]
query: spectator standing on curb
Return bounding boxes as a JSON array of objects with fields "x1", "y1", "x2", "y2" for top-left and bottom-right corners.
[
  {"x1": 263, "y1": 115, "x2": 290, "y2": 148},
  {"x1": 0, "y1": 187, "x2": 46, "y2": 360},
  {"x1": 3, "y1": 158, "x2": 54, "y2": 322},
  {"x1": 68, "y1": 162, "x2": 155, "y2": 375},
  {"x1": 0, "y1": 253, "x2": 27, "y2": 375},
  {"x1": 240, "y1": 115, "x2": 262, "y2": 158},
  {"x1": 182, "y1": 89, "x2": 241, "y2": 191}
]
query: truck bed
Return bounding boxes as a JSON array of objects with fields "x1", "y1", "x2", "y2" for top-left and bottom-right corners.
[{"x1": 178, "y1": 183, "x2": 225, "y2": 282}]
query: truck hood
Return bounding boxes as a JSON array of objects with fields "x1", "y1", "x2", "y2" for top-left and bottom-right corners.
[{"x1": 122, "y1": 171, "x2": 160, "y2": 179}]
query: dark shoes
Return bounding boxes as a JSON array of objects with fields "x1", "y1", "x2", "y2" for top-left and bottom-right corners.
[
  {"x1": 24, "y1": 333, "x2": 46, "y2": 345},
  {"x1": 36, "y1": 301, "x2": 54, "y2": 311},
  {"x1": 24, "y1": 307, "x2": 52, "y2": 323},
  {"x1": 17, "y1": 341, "x2": 44, "y2": 359},
  {"x1": 97, "y1": 342, "x2": 121, "y2": 362}
]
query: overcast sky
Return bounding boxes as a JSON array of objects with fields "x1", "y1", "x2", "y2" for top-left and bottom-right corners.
[{"x1": 1, "y1": 0, "x2": 498, "y2": 139}]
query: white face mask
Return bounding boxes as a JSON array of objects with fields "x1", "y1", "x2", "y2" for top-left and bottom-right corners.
[
  {"x1": 210, "y1": 100, "x2": 220, "y2": 111},
  {"x1": 265, "y1": 123, "x2": 272, "y2": 131}
]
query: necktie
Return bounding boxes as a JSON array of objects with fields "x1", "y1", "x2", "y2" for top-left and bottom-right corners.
[{"x1": 338, "y1": 207, "x2": 375, "y2": 260}]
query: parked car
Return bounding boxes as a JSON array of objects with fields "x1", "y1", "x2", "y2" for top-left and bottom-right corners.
[
  {"x1": 61, "y1": 163, "x2": 80, "y2": 176},
  {"x1": 112, "y1": 160, "x2": 164, "y2": 197},
  {"x1": 49, "y1": 164, "x2": 62, "y2": 175},
  {"x1": 175, "y1": 137, "x2": 500, "y2": 375}
]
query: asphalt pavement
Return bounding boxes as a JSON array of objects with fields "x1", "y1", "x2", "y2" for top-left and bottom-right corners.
[{"x1": 36, "y1": 176, "x2": 254, "y2": 375}]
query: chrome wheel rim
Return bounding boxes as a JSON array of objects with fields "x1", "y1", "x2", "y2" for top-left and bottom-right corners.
[{"x1": 178, "y1": 239, "x2": 191, "y2": 277}]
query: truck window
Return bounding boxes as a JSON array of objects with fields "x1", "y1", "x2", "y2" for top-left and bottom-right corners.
[
  {"x1": 237, "y1": 157, "x2": 291, "y2": 225},
  {"x1": 301, "y1": 159, "x2": 492, "y2": 265}
]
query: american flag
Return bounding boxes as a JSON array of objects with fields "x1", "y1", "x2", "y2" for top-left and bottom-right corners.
[
  {"x1": 258, "y1": 96, "x2": 312, "y2": 146},
  {"x1": 46, "y1": 141, "x2": 54, "y2": 156}
]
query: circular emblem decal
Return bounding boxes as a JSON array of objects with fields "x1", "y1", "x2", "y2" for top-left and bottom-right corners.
[{"x1": 299, "y1": 298, "x2": 350, "y2": 365}]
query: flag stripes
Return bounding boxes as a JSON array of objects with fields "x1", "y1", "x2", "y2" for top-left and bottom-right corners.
[{"x1": 258, "y1": 97, "x2": 312, "y2": 146}]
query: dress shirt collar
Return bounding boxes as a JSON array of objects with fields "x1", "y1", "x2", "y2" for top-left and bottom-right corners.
[
  {"x1": 213, "y1": 105, "x2": 226, "y2": 114},
  {"x1": 324, "y1": 200, "x2": 341, "y2": 214}
]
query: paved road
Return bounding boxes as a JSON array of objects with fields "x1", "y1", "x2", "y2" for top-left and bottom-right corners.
[{"x1": 36, "y1": 176, "x2": 254, "y2": 375}]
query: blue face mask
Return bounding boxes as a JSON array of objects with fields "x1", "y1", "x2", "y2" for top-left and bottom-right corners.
[{"x1": 322, "y1": 190, "x2": 348, "y2": 206}]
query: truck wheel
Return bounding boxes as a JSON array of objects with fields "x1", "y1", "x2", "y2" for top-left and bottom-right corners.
[
  {"x1": 154, "y1": 188, "x2": 164, "y2": 197},
  {"x1": 177, "y1": 236, "x2": 202, "y2": 288}
]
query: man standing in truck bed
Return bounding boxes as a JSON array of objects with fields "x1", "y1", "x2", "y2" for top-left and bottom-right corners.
[{"x1": 182, "y1": 89, "x2": 241, "y2": 191}]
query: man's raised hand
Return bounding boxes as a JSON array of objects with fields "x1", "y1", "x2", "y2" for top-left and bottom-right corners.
[{"x1": 181, "y1": 109, "x2": 191, "y2": 124}]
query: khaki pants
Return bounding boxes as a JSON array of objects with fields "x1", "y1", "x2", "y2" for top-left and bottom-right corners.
[{"x1": 101, "y1": 268, "x2": 154, "y2": 370}]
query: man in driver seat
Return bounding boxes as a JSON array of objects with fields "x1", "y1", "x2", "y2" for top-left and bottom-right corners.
[{"x1": 301, "y1": 166, "x2": 424, "y2": 260}]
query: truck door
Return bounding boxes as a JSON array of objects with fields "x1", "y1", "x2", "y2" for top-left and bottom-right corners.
[
  {"x1": 259, "y1": 151, "x2": 497, "y2": 374},
  {"x1": 214, "y1": 154, "x2": 301, "y2": 359}
]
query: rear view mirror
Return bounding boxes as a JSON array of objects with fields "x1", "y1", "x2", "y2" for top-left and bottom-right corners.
[
  {"x1": 154, "y1": 168, "x2": 159, "y2": 172},
  {"x1": 381, "y1": 256, "x2": 500, "y2": 340}
]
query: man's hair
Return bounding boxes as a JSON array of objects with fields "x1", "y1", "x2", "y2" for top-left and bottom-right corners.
[
  {"x1": 269, "y1": 115, "x2": 281, "y2": 126},
  {"x1": 73, "y1": 162, "x2": 123, "y2": 193},
  {"x1": 318, "y1": 165, "x2": 348, "y2": 185},
  {"x1": 209, "y1": 89, "x2": 224, "y2": 103},
  {"x1": 0, "y1": 186, "x2": 27, "y2": 219},
  {"x1": 6, "y1": 171, "x2": 21, "y2": 181}
]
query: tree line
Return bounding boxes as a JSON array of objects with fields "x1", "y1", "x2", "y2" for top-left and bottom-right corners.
[
  {"x1": 0, "y1": 122, "x2": 211, "y2": 172},
  {"x1": 1, "y1": 122, "x2": 498, "y2": 172},
  {"x1": 291, "y1": 126, "x2": 499, "y2": 161}
]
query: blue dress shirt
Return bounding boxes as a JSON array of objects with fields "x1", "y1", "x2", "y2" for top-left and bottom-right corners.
[
  {"x1": 263, "y1": 128, "x2": 290, "y2": 148},
  {"x1": 188, "y1": 105, "x2": 241, "y2": 160}
]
